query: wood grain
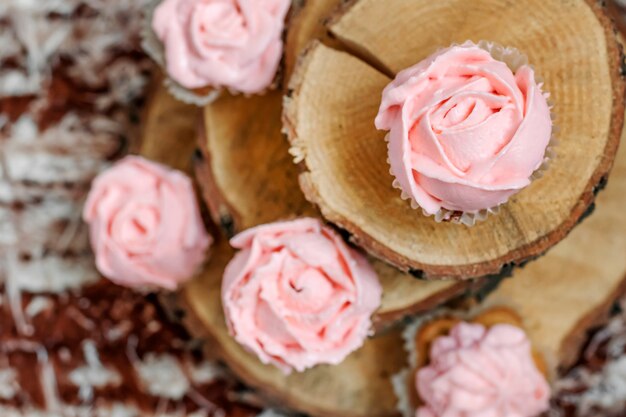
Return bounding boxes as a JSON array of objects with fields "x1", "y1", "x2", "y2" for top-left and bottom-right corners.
[
  {"x1": 284, "y1": 0, "x2": 343, "y2": 80},
  {"x1": 284, "y1": 0, "x2": 625, "y2": 279},
  {"x1": 139, "y1": 76, "x2": 200, "y2": 175}
]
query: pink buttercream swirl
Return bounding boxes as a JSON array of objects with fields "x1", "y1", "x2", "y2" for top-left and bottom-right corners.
[
  {"x1": 83, "y1": 156, "x2": 212, "y2": 290},
  {"x1": 152, "y1": 0, "x2": 290, "y2": 93},
  {"x1": 375, "y1": 43, "x2": 552, "y2": 215},
  {"x1": 416, "y1": 322, "x2": 550, "y2": 417},
  {"x1": 222, "y1": 218, "x2": 382, "y2": 373}
]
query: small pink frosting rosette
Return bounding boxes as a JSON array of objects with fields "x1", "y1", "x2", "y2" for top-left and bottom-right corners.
[
  {"x1": 142, "y1": 0, "x2": 291, "y2": 106},
  {"x1": 83, "y1": 156, "x2": 212, "y2": 291},
  {"x1": 392, "y1": 314, "x2": 550, "y2": 417},
  {"x1": 375, "y1": 41, "x2": 556, "y2": 225},
  {"x1": 221, "y1": 217, "x2": 382, "y2": 374}
]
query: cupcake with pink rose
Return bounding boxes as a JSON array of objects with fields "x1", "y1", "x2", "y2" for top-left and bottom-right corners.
[
  {"x1": 83, "y1": 155, "x2": 212, "y2": 292},
  {"x1": 392, "y1": 307, "x2": 551, "y2": 417},
  {"x1": 143, "y1": 0, "x2": 291, "y2": 105},
  {"x1": 221, "y1": 217, "x2": 382, "y2": 374},
  {"x1": 375, "y1": 41, "x2": 555, "y2": 225}
]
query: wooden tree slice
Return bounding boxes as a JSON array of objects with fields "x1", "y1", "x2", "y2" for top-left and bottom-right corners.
[
  {"x1": 174, "y1": 240, "x2": 406, "y2": 417},
  {"x1": 284, "y1": 0, "x2": 343, "y2": 80},
  {"x1": 482, "y1": 117, "x2": 626, "y2": 373},
  {"x1": 199, "y1": 91, "x2": 316, "y2": 230},
  {"x1": 196, "y1": 90, "x2": 474, "y2": 329},
  {"x1": 284, "y1": 0, "x2": 625, "y2": 279},
  {"x1": 139, "y1": 75, "x2": 200, "y2": 174}
]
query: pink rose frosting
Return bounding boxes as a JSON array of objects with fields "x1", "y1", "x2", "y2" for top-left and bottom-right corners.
[
  {"x1": 375, "y1": 43, "x2": 552, "y2": 214},
  {"x1": 416, "y1": 322, "x2": 550, "y2": 417},
  {"x1": 152, "y1": 0, "x2": 290, "y2": 93},
  {"x1": 83, "y1": 156, "x2": 212, "y2": 290},
  {"x1": 222, "y1": 218, "x2": 382, "y2": 373}
]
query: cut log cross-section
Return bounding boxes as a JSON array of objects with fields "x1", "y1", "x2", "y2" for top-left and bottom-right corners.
[{"x1": 284, "y1": 0, "x2": 625, "y2": 280}]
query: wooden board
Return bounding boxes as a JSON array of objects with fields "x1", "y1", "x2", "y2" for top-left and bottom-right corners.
[{"x1": 284, "y1": 0, "x2": 625, "y2": 279}]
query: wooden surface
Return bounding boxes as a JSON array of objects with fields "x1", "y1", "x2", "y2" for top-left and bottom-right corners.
[
  {"x1": 197, "y1": 91, "x2": 470, "y2": 329},
  {"x1": 284, "y1": 0, "x2": 343, "y2": 79},
  {"x1": 483, "y1": 126, "x2": 626, "y2": 371},
  {"x1": 284, "y1": 0, "x2": 625, "y2": 279},
  {"x1": 139, "y1": 76, "x2": 200, "y2": 174}
]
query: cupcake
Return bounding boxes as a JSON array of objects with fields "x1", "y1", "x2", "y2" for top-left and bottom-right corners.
[
  {"x1": 83, "y1": 156, "x2": 212, "y2": 291},
  {"x1": 221, "y1": 217, "x2": 382, "y2": 374},
  {"x1": 394, "y1": 307, "x2": 550, "y2": 417},
  {"x1": 143, "y1": 0, "x2": 291, "y2": 105},
  {"x1": 375, "y1": 41, "x2": 554, "y2": 224}
]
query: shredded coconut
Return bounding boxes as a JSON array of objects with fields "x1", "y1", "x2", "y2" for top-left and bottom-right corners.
[
  {"x1": 134, "y1": 353, "x2": 191, "y2": 400},
  {"x1": 0, "y1": 368, "x2": 19, "y2": 400},
  {"x1": 69, "y1": 341, "x2": 122, "y2": 402},
  {"x1": 25, "y1": 296, "x2": 53, "y2": 317}
]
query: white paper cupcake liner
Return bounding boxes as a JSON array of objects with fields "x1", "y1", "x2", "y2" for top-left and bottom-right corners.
[
  {"x1": 390, "y1": 40, "x2": 558, "y2": 226},
  {"x1": 141, "y1": 0, "x2": 222, "y2": 106}
]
